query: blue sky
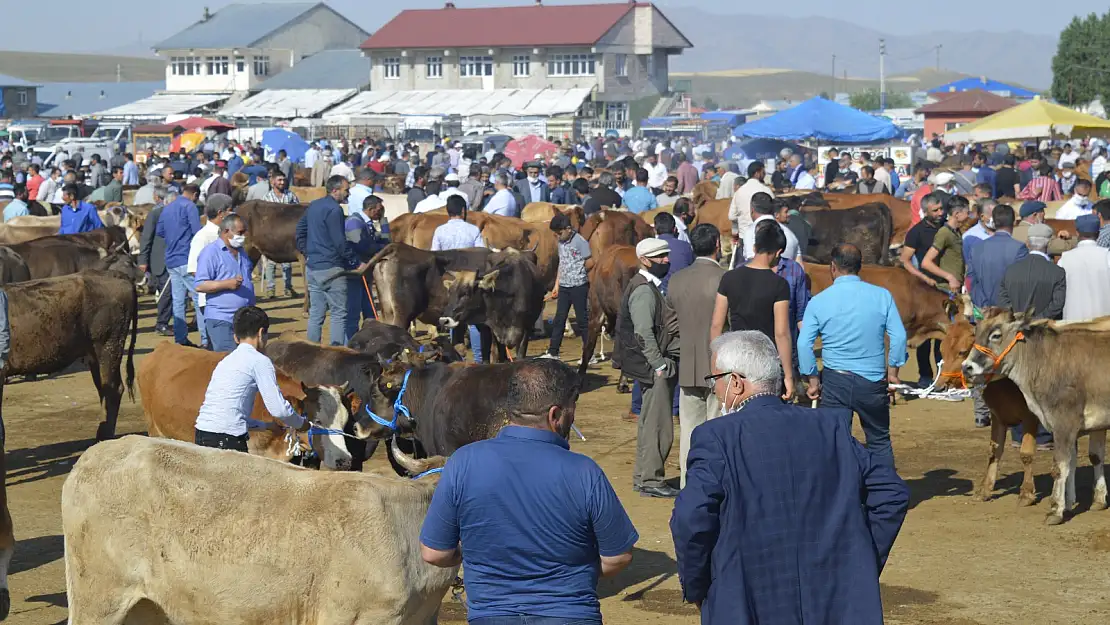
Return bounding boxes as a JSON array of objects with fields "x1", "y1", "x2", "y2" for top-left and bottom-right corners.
[{"x1": 2, "y1": 0, "x2": 1099, "y2": 53}]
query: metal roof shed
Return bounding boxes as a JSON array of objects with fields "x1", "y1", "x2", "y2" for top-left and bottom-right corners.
[
  {"x1": 221, "y1": 89, "x2": 358, "y2": 119},
  {"x1": 322, "y1": 89, "x2": 592, "y2": 119},
  {"x1": 93, "y1": 93, "x2": 229, "y2": 121}
]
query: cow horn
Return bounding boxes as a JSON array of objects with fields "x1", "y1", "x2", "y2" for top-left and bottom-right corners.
[{"x1": 389, "y1": 436, "x2": 426, "y2": 475}]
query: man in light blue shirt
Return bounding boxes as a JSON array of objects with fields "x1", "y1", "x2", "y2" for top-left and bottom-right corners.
[
  {"x1": 621, "y1": 168, "x2": 659, "y2": 214},
  {"x1": 431, "y1": 196, "x2": 486, "y2": 251},
  {"x1": 195, "y1": 213, "x2": 256, "y2": 352},
  {"x1": 194, "y1": 306, "x2": 307, "y2": 452},
  {"x1": 347, "y1": 169, "x2": 374, "y2": 217},
  {"x1": 798, "y1": 243, "x2": 906, "y2": 466},
  {"x1": 3, "y1": 185, "x2": 30, "y2": 222},
  {"x1": 485, "y1": 172, "x2": 518, "y2": 217}
]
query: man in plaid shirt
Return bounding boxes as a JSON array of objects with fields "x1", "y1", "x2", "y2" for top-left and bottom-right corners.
[
  {"x1": 261, "y1": 171, "x2": 300, "y2": 299},
  {"x1": 1018, "y1": 163, "x2": 1062, "y2": 203}
]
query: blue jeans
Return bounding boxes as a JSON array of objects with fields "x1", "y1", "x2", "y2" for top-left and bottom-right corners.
[
  {"x1": 205, "y1": 317, "x2": 236, "y2": 352},
  {"x1": 263, "y1": 256, "x2": 294, "y2": 293},
  {"x1": 451, "y1": 324, "x2": 486, "y2": 363},
  {"x1": 631, "y1": 380, "x2": 680, "y2": 416},
  {"x1": 306, "y1": 266, "x2": 348, "y2": 346},
  {"x1": 345, "y1": 276, "x2": 376, "y2": 339},
  {"x1": 168, "y1": 265, "x2": 204, "y2": 345},
  {"x1": 820, "y1": 368, "x2": 894, "y2": 466},
  {"x1": 470, "y1": 617, "x2": 600, "y2": 625}
]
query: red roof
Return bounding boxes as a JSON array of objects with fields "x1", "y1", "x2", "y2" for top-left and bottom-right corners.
[
  {"x1": 361, "y1": 2, "x2": 649, "y2": 50},
  {"x1": 916, "y1": 89, "x2": 1017, "y2": 116}
]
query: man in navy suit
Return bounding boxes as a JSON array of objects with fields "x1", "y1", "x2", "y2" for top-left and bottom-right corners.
[{"x1": 671, "y1": 330, "x2": 909, "y2": 624}]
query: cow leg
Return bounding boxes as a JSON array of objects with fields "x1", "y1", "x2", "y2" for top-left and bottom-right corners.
[
  {"x1": 91, "y1": 344, "x2": 125, "y2": 441},
  {"x1": 299, "y1": 253, "x2": 309, "y2": 317},
  {"x1": 577, "y1": 288, "x2": 604, "y2": 378},
  {"x1": 0, "y1": 381, "x2": 11, "y2": 621},
  {"x1": 977, "y1": 415, "x2": 1007, "y2": 502},
  {"x1": 1046, "y1": 429, "x2": 1077, "y2": 525},
  {"x1": 1018, "y1": 413, "x2": 1039, "y2": 507},
  {"x1": 1089, "y1": 430, "x2": 1108, "y2": 511}
]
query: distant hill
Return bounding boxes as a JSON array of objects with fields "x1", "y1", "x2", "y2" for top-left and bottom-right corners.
[
  {"x1": 663, "y1": 8, "x2": 1057, "y2": 90},
  {"x1": 0, "y1": 50, "x2": 164, "y2": 83},
  {"x1": 670, "y1": 68, "x2": 981, "y2": 109}
]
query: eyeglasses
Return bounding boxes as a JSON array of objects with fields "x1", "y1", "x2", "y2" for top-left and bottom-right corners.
[{"x1": 704, "y1": 371, "x2": 743, "y2": 384}]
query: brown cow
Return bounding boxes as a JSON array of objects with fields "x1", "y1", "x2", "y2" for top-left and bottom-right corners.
[
  {"x1": 578, "y1": 209, "x2": 654, "y2": 263},
  {"x1": 800, "y1": 203, "x2": 895, "y2": 265},
  {"x1": 691, "y1": 198, "x2": 734, "y2": 257},
  {"x1": 0, "y1": 248, "x2": 28, "y2": 285},
  {"x1": 2, "y1": 270, "x2": 137, "y2": 441},
  {"x1": 805, "y1": 262, "x2": 956, "y2": 348},
  {"x1": 292, "y1": 186, "x2": 328, "y2": 203},
  {"x1": 691, "y1": 180, "x2": 718, "y2": 208},
  {"x1": 138, "y1": 342, "x2": 355, "y2": 470},
  {"x1": 234, "y1": 200, "x2": 309, "y2": 310},
  {"x1": 520, "y1": 202, "x2": 585, "y2": 231},
  {"x1": 578, "y1": 244, "x2": 638, "y2": 390}
]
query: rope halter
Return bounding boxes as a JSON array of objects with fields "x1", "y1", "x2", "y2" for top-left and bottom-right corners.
[{"x1": 970, "y1": 331, "x2": 1024, "y2": 382}]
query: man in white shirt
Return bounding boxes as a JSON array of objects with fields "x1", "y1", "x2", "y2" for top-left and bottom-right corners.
[
  {"x1": 1054, "y1": 178, "x2": 1094, "y2": 220},
  {"x1": 305, "y1": 143, "x2": 320, "y2": 169},
  {"x1": 330, "y1": 157, "x2": 354, "y2": 182},
  {"x1": 743, "y1": 193, "x2": 800, "y2": 262},
  {"x1": 1058, "y1": 143, "x2": 1080, "y2": 168},
  {"x1": 186, "y1": 194, "x2": 233, "y2": 324},
  {"x1": 729, "y1": 161, "x2": 774, "y2": 255},
  {"x1": 794, "y1": 162, "x2": 818, "y2": 190},
  {"x1": 485, "y1": 172, "x2": 518, "y2": 217},
  {"x1": 1058, "y1": 214, "x2": 1110, "y2": 321},
  {"x1": 194, "y1": 306, "x2": 307, "y2": 452},
  {"x1": 644, "y1": 153, "x2": 668, "y2": 192},
  {"x1": 438, "y1": 172, "x2": 470, "y2": 208},
  {"x1": 413, "y1": 192, "x2": 448, "y2": 214}
]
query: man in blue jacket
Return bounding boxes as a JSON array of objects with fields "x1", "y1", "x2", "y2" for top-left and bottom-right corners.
[
  {"x1": 344, "y1": 194, "x2": 390, "y2": 338},
  {"x1": 156, "y1": 184, "x2": 202, "y2": 346},
  {"x1": 671, "y1": 330, "x2": 909, "y2": 625},
  {"x1": 296, "y1": 175, "x2": 369, "y2": 345},
  {"x1": 58, "y1": 184, "x2": 104, "y2": 234}
]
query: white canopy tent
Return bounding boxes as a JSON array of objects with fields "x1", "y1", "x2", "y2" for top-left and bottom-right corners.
[
  {"x1": 220, "y1": 89, "x2": 358, "y2": 119},
  {"x1": 93, "y1": 93, "x2": 228, "y2": 120},
  {"x1": 323, "y1": 88, "x2": 593, "y2": 119}
]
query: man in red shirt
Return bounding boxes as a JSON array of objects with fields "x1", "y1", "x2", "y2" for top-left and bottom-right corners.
[{"x1": 25, "y1": 164, "x2": 43, "y2": 201}]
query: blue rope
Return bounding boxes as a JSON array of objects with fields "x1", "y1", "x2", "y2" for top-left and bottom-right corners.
[
  {"x1": 393, "y1": 369, "x2": 413, "y2": 424},
  {"x1": 411, "y1": 467, "x2": 443, "y2": 480},
  {"x1": 364, "y1": 402, "x2": 398, "y2": 431}
]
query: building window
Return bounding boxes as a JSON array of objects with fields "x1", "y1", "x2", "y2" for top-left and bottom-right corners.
[
  {"x1": 253, "y1": 55, "x2": 270, "y2": 76},
  {"x1": 643, "y1": 54, "x2": 654, "y2": 78},
  {"x1": 425, "y1": 56, "x2": 443, "y2": 79},
  {"x1": 170, "y1": 56, "x2": 201, "y2": 76},
  {"x1": 615, "y1": 54, "x2": 627, "y2": 77},
  {"x1": 548, "y1": 53, "x2": 596, "y2": 77},
  {"x1": 605, "y1": 102, "x2": 629, "y2": 122},
  {"x1": 206, "y1": 55, "x2": 229, "y2": 76},
  {"x1": 459, "y1": 55, "x2": 493, "y2": 77},
  {"x1": 512, "y1": 55, "x2": 531, "y2": 77},
  {"x1": 383, "y1": 57, "x2": 401, "y2": 79},
  {"x1": 16, "y1": 90, "x2": 27, "y2": 106},
  {"x1": 235, "y1": 56, "x2": 245, "y2": 72}
]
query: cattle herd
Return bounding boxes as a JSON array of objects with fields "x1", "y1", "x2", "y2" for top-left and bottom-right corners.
[{"x1": 0, "y1": 175, "x2": 1102, "y2": 623}]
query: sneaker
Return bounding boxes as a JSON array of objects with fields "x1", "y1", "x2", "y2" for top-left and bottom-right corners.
[
  {"x1": 535, "y1": 353, "x2": 559, "y2": 360},
  {"x1": 1037, "y1": 442, "x2": 1054, "y2": 452},
  {"x1": 155, "y1": 325, "x2": 173, "y2": 337},
  {"x1": 975, "y1": 418, "x2": 991, "y2": 428},
  {"x1": 639, "y1": 485, "x2": 680, "y2": 498},
  {"x1": 265, "y1": 291, "x2": 276, "y2": 300},
  {"x1": 286, "y1": 289, "x2": 300, "y2": 299},
  {"x1": 575, "y1": 355, "x2": 601, "y2": 366},
  {"x1": 917, "y1": 378, "x2": 933, "y2": 390}
]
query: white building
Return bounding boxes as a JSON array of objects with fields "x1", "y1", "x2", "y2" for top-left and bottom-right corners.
[
  {"x1": 358, "y1": 1, "x2": 691, "y2": 135},
  {"x1": 154, "y1": 2, "x2": 369, "y2": 95}
]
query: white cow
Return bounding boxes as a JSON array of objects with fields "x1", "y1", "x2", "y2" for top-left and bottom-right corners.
[{"x1": 63, "y1": 436, "x2": 457, "y2": 625}]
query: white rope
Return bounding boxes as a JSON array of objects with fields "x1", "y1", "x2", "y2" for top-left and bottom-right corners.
[{"x1": 889, "y1": 360, "x2": 971, "y2": 402}]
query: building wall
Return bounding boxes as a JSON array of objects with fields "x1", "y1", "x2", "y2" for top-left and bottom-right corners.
[
  {"x1": 923, "y1": 113, "x2": 986, "y2": 139},
  {"x1": 2, "y1": 86, "x2": 37, "y2": 119},
  {"x1": 369, "y1": 47, "x2": 605, "y2": 93},
  {"x1": 262, "y1": 5, "x2": 369, "y2": 58}
]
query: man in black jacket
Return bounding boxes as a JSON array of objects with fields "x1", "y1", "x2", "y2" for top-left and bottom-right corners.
[
  {"x1": 582, "y1": 171, "x2": 622, "y2": 216},
  {"x1": 138, "y1": 187, "x2": 173, "y2": 336},
  {"x1": 997, "y1": 223, "x2": 1066, "y2": 319}
]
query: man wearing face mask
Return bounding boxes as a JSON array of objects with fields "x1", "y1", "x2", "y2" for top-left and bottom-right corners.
[
  {"x1": 614, "y1": 238, "x2": 681, "y2": 498},
  {"x1": 799, "y1": 244, "x2": 907, "y2": 466},
  {"x1": 513, "y1": 162, "x2": 550, "y2": 204},
  {"x1": 194, "y1": 213, "x2": 256, "y2": 352},
  {"x1": 671, "y1": 330, "x2": 909, "y2": 622}
]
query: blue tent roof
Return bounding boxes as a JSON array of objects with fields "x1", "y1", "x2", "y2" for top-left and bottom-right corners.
[
  {"x1": 733, "y1": 97, "x2": 900, "y2": 143},
  {"x1": 927, "y1": 77, "x2": 1037, "y2": 98}
]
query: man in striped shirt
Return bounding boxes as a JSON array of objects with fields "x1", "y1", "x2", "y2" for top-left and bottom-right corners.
[
  {"x1": 261, "y1": 172, "x2": 300, "y2": 299},
  {"x1": 1018, "y1": 164, "x2": 1062, "y2": 203}
]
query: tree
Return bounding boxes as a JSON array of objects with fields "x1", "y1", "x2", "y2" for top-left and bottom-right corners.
[
  {"x1": 818, "y1": 91, "x2": 831, "y2": 100},
  {"x1": 848, "y1": 89, "x2": 913, "y2": 111},
  {"x1": 1052, "y1": 12, "x2": 1110, "y2": 106},
  {"x1": 702, "y1": 96, "x2": 719, "y2": 111}
]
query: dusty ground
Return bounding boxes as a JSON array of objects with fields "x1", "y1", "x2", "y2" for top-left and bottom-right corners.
[{"x1": 7, "y1": 284, "x2": 1110, "y2": 625}]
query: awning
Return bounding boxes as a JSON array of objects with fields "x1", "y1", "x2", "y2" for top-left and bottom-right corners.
[
  {"x1": 220, "y1": 89, "x2": 358, "y2": 119},
  {"x1": 93, "y1": 93, "x2": 229, "y2": 120},
  {"x1": 323, "y1": 88, "x2": 593, "y2": 119}
]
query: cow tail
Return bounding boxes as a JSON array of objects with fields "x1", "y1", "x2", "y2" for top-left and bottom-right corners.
[
  {"x1": 879, "y1": 204, "x2": 895, "y2": 266},
  {"x1": 125, "y1": 281, "x2": 138, "y2": 402}
]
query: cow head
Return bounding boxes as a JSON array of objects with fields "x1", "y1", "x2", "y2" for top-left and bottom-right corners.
[
  {"x1": 438, "y1": 269, "x2": 492, "y2": 329},
  {"x1": 352, "y1": 359, "x2": 418, "y2": 440},
  {"x1": 93, "y1": 249, "x2": 142, "y2": 282},
  {"x1": 936, "y1": 319, "x2": 975, "y2": 390},
  {"x1": 962, "y1": 308, "x2": 1046, "y2": 385},
  {"x1": 386, "y1": 436, "x2": 446, "y2": 480},
  {"x1": 291, "y1": 383, "x2": 354, "y2": 471}
]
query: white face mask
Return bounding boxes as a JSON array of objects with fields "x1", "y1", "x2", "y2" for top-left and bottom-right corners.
[
  {"x1": 1062, "y1": 171, "x2": 1074, "y2": 178},
  {"x1": 718, "y1": 374, "x2": 742, "y2": 417},
  {"x1": 229, "y1": 234, "x2": 246, "y2": 248},
  {"x1": 527, "y1": 174, "x2": 539, "y2": 184}
]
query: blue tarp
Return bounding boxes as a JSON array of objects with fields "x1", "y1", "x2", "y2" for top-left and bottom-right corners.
[
  {"x1": 260, "y1": 128, "x2": 309, "y2": 164},
  {"x1": 733, "y1": 97, "x2": 901, "y2": 143},
  {"x1": 641, "y1": 116, "x2": 679, "y2": 128},
  {"x1": 701, "y1": 111, "x2": 744, "y2": 126},
  {"x1": 928, "y1": 78, "x2": 1037, "y2": 98}
]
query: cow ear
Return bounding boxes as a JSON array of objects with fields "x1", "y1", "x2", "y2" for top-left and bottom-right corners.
[
  {"x1": 442, "y1": 271, "x2": 457, "y2": 290},
  {"x1": 478, "y1": 269, "x2": 501, "y2": 291}
]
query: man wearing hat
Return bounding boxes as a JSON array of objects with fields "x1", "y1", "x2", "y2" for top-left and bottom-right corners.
[
  {"x1": 614, "y1": 237, "x2": 680, "y2": 499},
  {"x1": 439, "y1": 172, "x2": 470, "y2": 208},
  {"x1": 1014, "y1": 200, "x2": 1077, "y2": 256},
  {"x1": 1058, "y1": 214, "x2": 1110, "y2": 321},
  {"x1": 514, "y1": 162, "x2": 550, "y2": 204}
]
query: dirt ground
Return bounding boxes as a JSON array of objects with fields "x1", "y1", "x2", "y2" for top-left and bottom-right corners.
[{"x1": 7, "y1": 285, "x2": 1110, "y2": 625}]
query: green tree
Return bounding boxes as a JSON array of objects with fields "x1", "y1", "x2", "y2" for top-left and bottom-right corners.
[
  {"x1": 702, "y1": 96, "x2": 719, "y2": 111},
  {"x1": 1052, "y1": 12, "x2": 1110, "y2": 105},
  {"x1": 818, "y1": 91, "x2": 831, "y2": 100},
  {"x1": 849, "y1": 89, "x2": 913, "y2": 111}
]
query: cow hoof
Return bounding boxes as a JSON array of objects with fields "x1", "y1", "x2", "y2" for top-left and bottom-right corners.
[
  {"x1": 1018, "y1": 493, "x2": 1037, "y2": 507},
  {"x1": 975, "y1": 489, "x2": 992, "y2": 502},
  {"x1": 0, "y1": 588, "x2": 9, "y2": 620},
  {"x1": 1092, "y1": 500, "x2": 1109, "y2": 512},
  {"x1": 1044, "y1": 513, "x2": 1065, "y2": 526},
  {"x1": 95, "y1": 422, "x2": 114, "y2": 441},
  {"x1": 616, "y1": 385, "x2": 631, "y2": 394}
]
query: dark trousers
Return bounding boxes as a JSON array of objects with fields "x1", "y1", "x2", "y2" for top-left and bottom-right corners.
[
  {"x1": 471, "y1": 617, "x2": 600, "y2": 625},
  {"x1": 916, "y1": 340, "x2": 942, "y2": 383},
  {"x1": 820, "y1": 368, "x2": 894, "y2": 466},
  {"x1": 153, "y1": 271, "x2": 172, "y2": 329},
  {"x1": 631, "y1": 379, "x2": 680, "y2": 416},
  {"x1": 194, "y1": 429, "x2": 249, "y2": 452},
  {"x1": 547, "y1": 283, "x2": 588, "y2": 357}
]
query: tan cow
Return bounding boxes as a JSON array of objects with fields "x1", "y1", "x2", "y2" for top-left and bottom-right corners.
[
  {"x1": 520, "y1": 202, "x2": 585, "y2": 231},
  {"x1": 578, "y1": 209, "x2": 654, "y2": 263},
  {"x1": 138, "y1": 342, "x2": 355, "y2": 470},
  {"x1": 691, "y1": 198, "x2": 734, "y2": 257},
  {"x1": 62, "y1": 436, "x2": 456, "y2": 625},
  {"x1": 293, "y1": 185, "x2": 328, "y2": 204},
  {"x1": 691, "y1": 180, "x2": 718, "y2": 208}
]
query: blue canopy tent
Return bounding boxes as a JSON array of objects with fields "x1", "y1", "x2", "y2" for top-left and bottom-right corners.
[
  {"x1": 733, "y1": 97, "x2": 901, "y2": 143},
  {"x1": 260, "y1": 128, "x2": 310, "y2": 164}
]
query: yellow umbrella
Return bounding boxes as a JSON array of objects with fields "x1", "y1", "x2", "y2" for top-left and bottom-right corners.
[
  {"x1": 944, "y1": 98, "x2": 1110, "y2": 144},
  {"x1": 176, "y1": 131, "x2": 206, "y2": 152}
]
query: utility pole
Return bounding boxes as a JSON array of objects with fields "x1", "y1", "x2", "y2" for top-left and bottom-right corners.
[
  {"x1": 831, "y1": 54, "x2": 836, "y2": 97},
  {"x1": 116, "y1": 64, "x2": 122, "y2": 83},
  {"x1": 879, "y1": 39, "x2": 886, "y2": 111},
  {"x1": 935, "y1": 44, "x2": 942, "y2": 71}
]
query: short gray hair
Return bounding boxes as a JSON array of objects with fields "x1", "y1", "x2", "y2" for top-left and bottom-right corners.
[
  {"x1": 710, "y1": 331, "x2": 782, "y2": 392},
  {"x1": 1028, "y1": 234, "x2": 1050, "y2": 252},
  {"x1": 219, "y1": 213, "x2": 244, "y2": 233},
  {"x1": 598, "y1": 171, "x2": 615, "y2": 188},
  {"x1": 494, "y1": 172, "x2": 510, "y2": 187}
]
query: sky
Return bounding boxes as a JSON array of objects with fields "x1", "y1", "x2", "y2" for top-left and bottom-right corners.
[{"x1": 0, "y1": 0, "x2": 1101, "y2": 53}]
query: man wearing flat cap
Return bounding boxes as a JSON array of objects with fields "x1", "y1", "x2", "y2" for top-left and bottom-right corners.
[
  {"x1": 614, "y1": 237, "x2": 681, "y2": 499},
  {"x1": 1014, "y1": 200, "x2": 1077, "y2": 257},
  {"x1": 1058, "y1": 214, "x2": 1110, "y2": 321}
]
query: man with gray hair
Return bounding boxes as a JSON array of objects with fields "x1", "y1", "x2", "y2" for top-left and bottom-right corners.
[
  {"x1": 484, "y1": 171, "x2": 518, "y2": 217},
  {"x1": 583, "y1": 171, "x2": 622, "y2": 217},
  {"x1": 671, "y1": 329, "x2": 909, "y2": 623}
]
